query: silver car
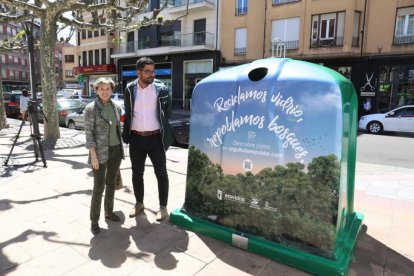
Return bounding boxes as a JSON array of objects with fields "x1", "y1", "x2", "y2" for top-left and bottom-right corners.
[{"x1": 65, "y1": 100, "x2": 125, "y2": 130}]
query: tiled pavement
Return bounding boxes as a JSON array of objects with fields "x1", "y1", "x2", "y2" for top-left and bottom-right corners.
[{"x1": 0, "y1": 119, "x2": 413, "y2": 275}]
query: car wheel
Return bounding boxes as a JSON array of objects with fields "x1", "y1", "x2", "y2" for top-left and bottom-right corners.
[
  {"x1": 367, "y1": 121, "x2": 383, "y2": 134},
  {"x1": 68, "y1": 120, "x2": 76, "y2": 130}
]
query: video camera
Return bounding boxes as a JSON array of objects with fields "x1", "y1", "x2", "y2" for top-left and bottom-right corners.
[{"x1": 27, "y1": 99, "x2": 38, "y2": 113}]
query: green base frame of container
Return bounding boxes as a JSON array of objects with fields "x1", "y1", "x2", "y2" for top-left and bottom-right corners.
[{"x1": 170, "y1": 208, "x2": 364, "y2": 276}]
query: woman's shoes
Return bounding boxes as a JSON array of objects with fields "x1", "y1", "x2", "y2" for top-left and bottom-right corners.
[
  {"x1": 91, "y1": 222, "x2": 100, "y2": 235},
  {"x1": 105, "y1": 212, "x2": 121, "y2": 222}
]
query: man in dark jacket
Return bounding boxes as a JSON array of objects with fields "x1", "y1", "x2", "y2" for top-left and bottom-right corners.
[{"x1": 122, "y1": 57, "x2": 174, "y2": 221}]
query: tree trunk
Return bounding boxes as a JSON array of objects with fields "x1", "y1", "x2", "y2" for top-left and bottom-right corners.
[
  {"x1": 39, "y1": 15, "x2": 60, "y2": 141},
  {"x1": 0, "y1": 62, "x2": 9, "y2": 129}
]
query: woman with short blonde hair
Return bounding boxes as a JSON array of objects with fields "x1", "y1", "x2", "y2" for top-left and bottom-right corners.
[{"x1": 84, "y1": 77, "x2": 124, "y2": 235}]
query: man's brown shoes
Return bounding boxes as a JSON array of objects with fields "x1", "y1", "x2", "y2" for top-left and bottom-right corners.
[{"x1": 129, "y1": 203, "x2": 145, "y2": 218}]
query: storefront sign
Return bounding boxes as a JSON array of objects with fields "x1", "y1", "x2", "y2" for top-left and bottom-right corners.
[{"x1": 73, "y1": 64, "x2": 116, "y2": 75}]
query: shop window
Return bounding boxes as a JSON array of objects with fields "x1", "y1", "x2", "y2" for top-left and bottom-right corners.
[{"x1": 183, "y1": 60, "x2": 213, "y2": 110}]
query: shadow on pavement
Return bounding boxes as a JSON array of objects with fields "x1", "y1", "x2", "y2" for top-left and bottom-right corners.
[
  {"x1": 0, "y1": 230, "x2": 57, "y2": 274},
  {"x1": 350, "y1": 225, "x2": 414, "y2": 275}
]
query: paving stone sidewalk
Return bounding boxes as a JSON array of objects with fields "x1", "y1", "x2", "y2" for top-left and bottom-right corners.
[{"x1": 1, "y1": 119, "x2": 413, "y2": 275}]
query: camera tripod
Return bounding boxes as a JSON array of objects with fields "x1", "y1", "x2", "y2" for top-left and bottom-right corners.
[{"x1": 4, "y1": 100, "x2": 47, "y2": 167}]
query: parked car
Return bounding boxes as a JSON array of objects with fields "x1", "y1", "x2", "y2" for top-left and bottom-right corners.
[
  {"x1": 111, "y1": 93, "x2": 124, "y2": 100},
  {"x1": 64, "y1": 100, "x2": 190, "y2": 147},
  {"x1": 68, "y1": 94, "x2": 94, "y2": 105},
  {"x1": 38, "y1": 99, "x2": 85, "y2": 126},
  {"x1": 3, "y1": 92, "x2": 22, "y2": 118},
  {"x1": 65, "y1": 100, "x2": 125, "y2": 130},
  {"x1": 358, "y1": 105, "x2": 414, "y2": 134},
  {"x1": 169, "y1": 112, "x2": 190, "y2": 147}
]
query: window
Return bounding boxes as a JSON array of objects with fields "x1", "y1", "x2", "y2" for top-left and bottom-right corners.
[
  {"x1": 0, "y1": 54, "x2": 5, "y2": 63},
  {"x1": 236, "y1": 0, "x2": 248, "y2": 15},
  {"x1": 82, "y1": 51, "x2": 87, "y2": 66},
  {"x1": 65, "y1": 55, "x2": 74, "y2": 63},
  {"x1": 88, "y1": 30, "x2": 92, "y2": 38},
  {"x1": 394, "y1": 6, "x2": 414, "y2": 44},
  {"x1": 65, "y1": 70, "x2": 74, "y2": 77},
  {"x1": 311, "y1": 11, "x2": 345, "y2": 47},
  {"x1": 101, "y1": 48, "x2": 106, "y2": 64},
  {"x1": 88, "y1": 50, "x2": 93, "y2": 66},
  {"x1": 234, "y1": 28, "x2": 247, "y2": 55},
  {"x1": 271, "y1": 17, "x2": 300, "y2": 49},
  {"x1": 100, "y1": 18, "x2": 106, "y2": 36},
  {"x1": 81, "y1": 29, "x2": 86, "y2": 39},
  {"x1": 94, "y1": 29, "x2": 99, "y2": 37},
  {"x1": 138, "y1": 26, "x2": 152, "y2": 49},
  {"x1": 352, "y1": 11, "x2": 361, "y2": 46},
  {"x1": 94, "y1": 49, "x2": 99, "y2": 65}
]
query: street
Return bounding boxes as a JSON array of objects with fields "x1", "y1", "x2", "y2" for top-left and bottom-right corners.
[{"x1": 357, "y1": 131, "x2": 414, "y2": 168}]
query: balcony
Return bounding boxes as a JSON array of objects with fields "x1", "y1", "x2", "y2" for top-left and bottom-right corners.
[
  {"x1": 352, "y1": 36, "x2": 359, "y2": 46},
  {"x1": 234, "y1": 47, "x2": 246, "y2": 55},
  {"x1": 394, "y1": 34, "x2": 414, "y2": 45},
  {"x1": 270, "y1": 40, "x2": 299, "y2": 50},
  {"x1": 311, "y1": 37, "x2": 344, "y2": 48},
  {"x1": 168, "y1": 0, "x2": 216, "y2": 15},
  {"x1": 113, "y1": 32, "x2": 215, "y2": 58},
  {"x1": 272, "y1": 0, "x2": 300, "y2": 4}
]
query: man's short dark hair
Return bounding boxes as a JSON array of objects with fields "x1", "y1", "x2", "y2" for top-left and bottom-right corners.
[{"x1": 136, "y1": 57, "x2": 154, "y2": 70}]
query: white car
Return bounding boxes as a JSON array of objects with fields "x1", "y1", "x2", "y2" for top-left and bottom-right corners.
[
  {"x1": 358, "y1": 105, "x2": 414, "y2": 134},
  {"x1": 65, "y1": 100, "x2": 125, "y2": 130}
]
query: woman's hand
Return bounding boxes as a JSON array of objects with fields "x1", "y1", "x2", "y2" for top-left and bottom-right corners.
[{"x1": 89, "y1": 148, "x2": 99, "y2": 170}]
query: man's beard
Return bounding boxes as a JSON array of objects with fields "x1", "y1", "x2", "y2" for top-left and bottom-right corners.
[{"x1": 143, "y1": 77, "x2": 154, "y2": 84}]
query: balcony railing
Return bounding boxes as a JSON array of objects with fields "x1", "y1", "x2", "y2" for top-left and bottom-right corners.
[
  {"x1": 236, "y1": 6, "x2": 247, "y2": 15},
  {"x1": 171, "y1": 0, "x2": 215, "y2": 7},
  {"x1": 114, "y1": 32, "x2": 214, "y2": 54},
  {"x1": 311, "y1": 37, "x2": 344, "y2": 48},
  {"x1": 234, "y1": 47, "x2": 246, "y2": 55},
  {"x1": 352, "y1": 36, "x2": 359, "y2": 46},
  {"x1": 270, "y1": 40, "x2": 299, "y2": 50},
  {"x1": 272, "y1": 0, "x2": 300, "y2": 4},
  {"x1": 394, "y1": 34, "x2": 414, "y2": 44}
]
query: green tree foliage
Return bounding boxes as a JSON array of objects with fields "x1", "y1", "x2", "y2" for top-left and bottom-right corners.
[
  {"x1": 185, "y1": 147, "x2": 342, "y2": 258},
  {"x1": 0, "y1": 0, "x2": 172, "y2": 141}
]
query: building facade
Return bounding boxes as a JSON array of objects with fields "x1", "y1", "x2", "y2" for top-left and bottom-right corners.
[
  {"x1": 113, "y1": 0, "x2": 221, "y2": 110},
  {"x1": 71, "y1": 1, "x2": 117, "y2": 96},
  {"x1": 62, "y1": 45, "x2": 77, "y2": 89},
  {"x1": 220, "y1": 0, "x2": 414, "y2": 117},
  {"x1": 0, "y1": 22, "x2": 41, "y2": 92}
]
